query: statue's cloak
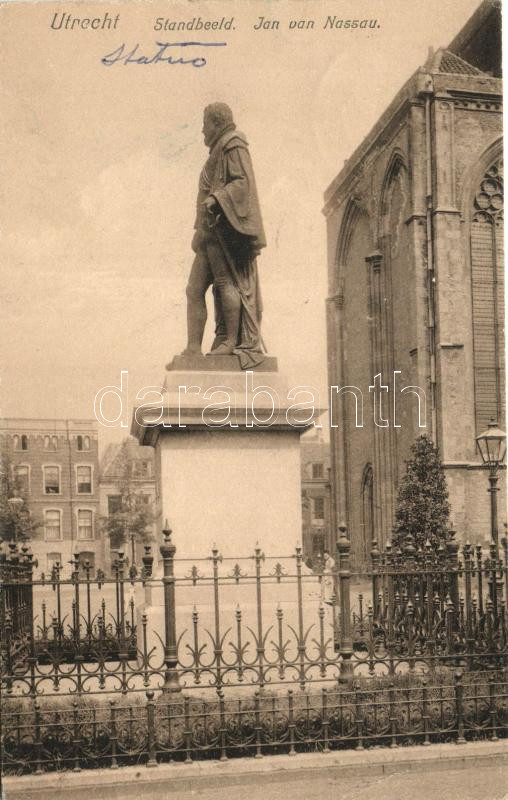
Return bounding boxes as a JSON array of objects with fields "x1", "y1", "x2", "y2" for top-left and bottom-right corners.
[{"x1": 195, "y1": 127, "x2": 266, "y2": 253}]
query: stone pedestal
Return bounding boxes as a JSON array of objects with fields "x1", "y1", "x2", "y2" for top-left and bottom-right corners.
[
  {"x1": 131, "y1": 354, "x2": 322, "y2": 569},
  {"x1": 131, "y1": 355, "x2": 324, "y2": 687}
]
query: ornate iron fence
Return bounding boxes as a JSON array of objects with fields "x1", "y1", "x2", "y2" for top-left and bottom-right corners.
[
  {"x1": 1, "y1": 528, "x2": 507, "y2": 700},
  {"x1": 33, "y1": 556, "x2": 139, "y2": 666},
  {"x1": 1, "y1": 526, "x2": 507, "y2": 773},
  {"x1": 350, "y1": 530, "x2": 507, "y2": 678},
  {"x1": 1, "y1": 542, "x2": 35, "y2": 674},
  {"x1": 1, "y1": 544, "x2": 154, "y2": 696},
  {"x1": 2, "y1": 672, "x2": 506, "y2": 774}
]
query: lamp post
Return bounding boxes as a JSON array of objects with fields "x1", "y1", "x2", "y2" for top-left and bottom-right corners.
[
  {"x1": 475, "y1": 419, "x2": 506, "y2": 554},
  {"x1": 129, "y1": 530, "x2": 138, "y2": 578},
  {"x1": 7, "y1": 496, "x2": 24, "y2": 543}
]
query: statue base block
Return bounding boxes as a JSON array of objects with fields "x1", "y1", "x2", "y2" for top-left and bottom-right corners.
[
  {"x1": 132, "y1": 360, "x2": 325, "y2": 688},
  {"x1": 167, "y1": 353, "x2": 278, "y2": 372},
  {"x1": 132, "y1": 363, "x2": 322, "y2": 563}
]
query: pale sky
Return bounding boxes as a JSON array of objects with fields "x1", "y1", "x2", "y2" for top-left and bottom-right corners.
[{"x1": 1, "y1": 0, "x2": 482, "y2": 449}]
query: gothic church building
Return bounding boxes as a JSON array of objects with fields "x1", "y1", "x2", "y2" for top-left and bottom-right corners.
[{"x1": 324, "y1": 0, "x2": 505, "y2": 567}]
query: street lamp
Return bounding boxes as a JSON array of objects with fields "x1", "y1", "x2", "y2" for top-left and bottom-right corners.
[
  {"x1": 476, "y1": 419, "x2": 506, "y2": 553},
  {"x1": 128, "y1": 529, "x2": 138, "y2": 579},
  {"x1": 7, "y1": 496, "x2": 24, "y2": 543}
]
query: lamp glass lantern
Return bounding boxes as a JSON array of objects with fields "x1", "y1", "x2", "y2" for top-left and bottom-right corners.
[{"x1": 476, "y1": 419, "x2": 507, "y2": 470}]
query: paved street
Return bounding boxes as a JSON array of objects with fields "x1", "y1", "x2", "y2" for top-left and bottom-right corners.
[
  {"x1": 166, "y1": 765, "x2": 508, "y2": 800},
  {"x1": 6, "y1": 753, "x2": 507, "y2": 800},
  {"x1": 7, "y1": 764, "x2": 508, "y2": 800}
]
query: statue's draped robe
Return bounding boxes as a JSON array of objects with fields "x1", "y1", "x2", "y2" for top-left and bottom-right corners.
[{"x1": 195, "y1": 126, "x2": 267, "y2": 369}]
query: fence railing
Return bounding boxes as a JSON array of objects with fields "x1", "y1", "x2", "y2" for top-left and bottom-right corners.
[
  {"x1": 1, "y1": 527, "x2": 507, "y2": 699},
  {"x1": 1, "y1": 542, "x2": 35, "y2": 675},
  {"x1": 350, "y1": 530, "x2": 507, "y2": 677},
  {"x1": 1, "y1": 528, "x2": 507, "y2": 773},
  {"x1": 2, "y1": 673, "x2": 506, "y2": 774}
]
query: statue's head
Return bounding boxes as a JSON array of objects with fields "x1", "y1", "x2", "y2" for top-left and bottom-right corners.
[{"x1": 203, "y1": 103, "x2": 234, "y2": 146}]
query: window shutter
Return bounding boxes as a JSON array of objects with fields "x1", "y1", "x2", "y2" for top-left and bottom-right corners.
[{"x1": 471, "y1": 159, "x2": 504, "y2": 433}]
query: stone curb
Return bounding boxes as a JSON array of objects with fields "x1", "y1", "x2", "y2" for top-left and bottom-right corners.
[{"x1": 3, "y1": 741, "x2": 507, "y2": 799}]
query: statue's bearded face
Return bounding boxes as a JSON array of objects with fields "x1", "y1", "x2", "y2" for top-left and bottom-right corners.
[{"x1": 202, "y1": 114, "x2": 220, "y2": 147}]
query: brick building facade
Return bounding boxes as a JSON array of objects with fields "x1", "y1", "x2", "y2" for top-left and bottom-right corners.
[
  {"x1": 324, "y1": 1, "x2": 505, "y2": 567},
  {"x1": 99, "y1": 438, "x2": 157, "y2": 568},
  {"x1": 0, "y1": 418, "x2": 105, "y2": 574},
  {"x1": 300, "y1": 434, "x2": 331, "y2": 566}
]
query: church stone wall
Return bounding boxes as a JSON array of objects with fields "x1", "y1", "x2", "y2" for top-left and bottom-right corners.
[{"x1": 325, "y1": 57, "x2": 505, "y2": 565}]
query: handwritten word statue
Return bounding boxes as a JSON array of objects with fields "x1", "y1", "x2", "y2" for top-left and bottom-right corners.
[{"x1": 181, "y1": 103, "x2": 267, "y2": 369}]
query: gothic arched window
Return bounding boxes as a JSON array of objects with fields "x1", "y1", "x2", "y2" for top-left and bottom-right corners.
[{"x1": 471, "y1": 157, "x2": 505, "y2": 433}]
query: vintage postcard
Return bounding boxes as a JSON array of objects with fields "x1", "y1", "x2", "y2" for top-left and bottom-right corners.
[{"x1": 1, "y1": 0, "x2": 505, "y2": 796}]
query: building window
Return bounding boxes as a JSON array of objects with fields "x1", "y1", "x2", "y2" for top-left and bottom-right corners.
[
  {"x1": 19, "y1": 435, "x2": 28, "y2": 451},
  {"x1": 83, "y1": 436, "x2": 90, "y2": 450},
  {"x1": 44, "y1": 466, "x2": 60, "y2": 494},
  {"x1": 77, "y1": 435, "x2": 83, "y2": 451},
  {"x1": 77, "y1": 465, "x2": 92, "y2": 494},
  {"x1": 47, "y1": 552, "x2": 62, "y2": 571},
  {"x1": 44, "y1": 509, "x2": 62, "y2": 541},
  {"x1": 14, "y1": 465, "x2": 30, "y2": 495},
  {"x1": 108, "y1": 495, "x2": 122, "y2": 514},
  {"x1": 471, "y1": 156, "x2": 505, "y2": 432},
  {"x1": 45, "y1": 435, "x2": 58, "y2": 450},
  {"x1": 312, "y1": 463, "x2": 324, "y2": 479},
  {"x1": 133, "y1": 459, "x2": 151, "y2": 478},
  {"x1": 77, "y1": 509, "x2": 93, "y2": 540},
  {"x1": 133, "y1": 493, "x2": 152, "y2": 514},
  {"x1": 312, "y1": 496, "x2": 325, "y2": 521}
]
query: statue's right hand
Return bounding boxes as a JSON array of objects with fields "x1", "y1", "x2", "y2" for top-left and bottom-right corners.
[
  {"x1": 203, "y1": 196, "x2": 217, "y2": 212},
  {"x1": 191, "y1": 231, "x2": 203, "y2": 253}
]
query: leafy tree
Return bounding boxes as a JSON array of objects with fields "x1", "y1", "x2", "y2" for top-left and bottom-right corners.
[
  {"x1": 100, "y1": 438, "x2": 155, "y2": 558},
  {"x1": 392, "y1": 435, "x2": 450, "y2": 551},
  {"x1": 0, "y1": 441, "x2": 40, "y2": 542}
]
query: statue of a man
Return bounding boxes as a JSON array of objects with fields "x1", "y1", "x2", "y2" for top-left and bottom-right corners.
[{"x1": 182, "y1": 103, "x2": 267, "y2": 369}]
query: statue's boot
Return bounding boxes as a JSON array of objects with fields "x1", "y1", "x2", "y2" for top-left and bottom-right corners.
[
  {"x1": 210, "y1": 325, "x2": 227, "y2": 352},
  {"x1": 211, "y1": 342, "x2": 235, "y2": 355},
  {"x1": 210, "y1": 336, "x2": 225, "y2": 350},
  {"x1": 208, "y1": 285, "x2": 240, "y2": 356},
  {"x1": 210, "y1": 285, "x2": 227, "y2": 351},
  {"x1": 180, "y1": 293, "x2": 207, "y2": 356}
]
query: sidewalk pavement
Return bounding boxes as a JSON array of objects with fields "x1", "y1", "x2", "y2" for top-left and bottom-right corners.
[{"x1": 3, "y1": 740, "x2": 507, "y2": 800}]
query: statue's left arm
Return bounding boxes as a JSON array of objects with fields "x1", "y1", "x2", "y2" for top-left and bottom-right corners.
[{"x1": 211, "y1": 145, "x2": 266, "y2": 250}]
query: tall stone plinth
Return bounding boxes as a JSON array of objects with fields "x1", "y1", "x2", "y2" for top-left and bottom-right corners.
[
  {"x1": 131, "y1": 356, "x2": 325, "y2": 688},
  {"x1": 131, "y1": 355, "x2": 322, "y2": 568}
]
